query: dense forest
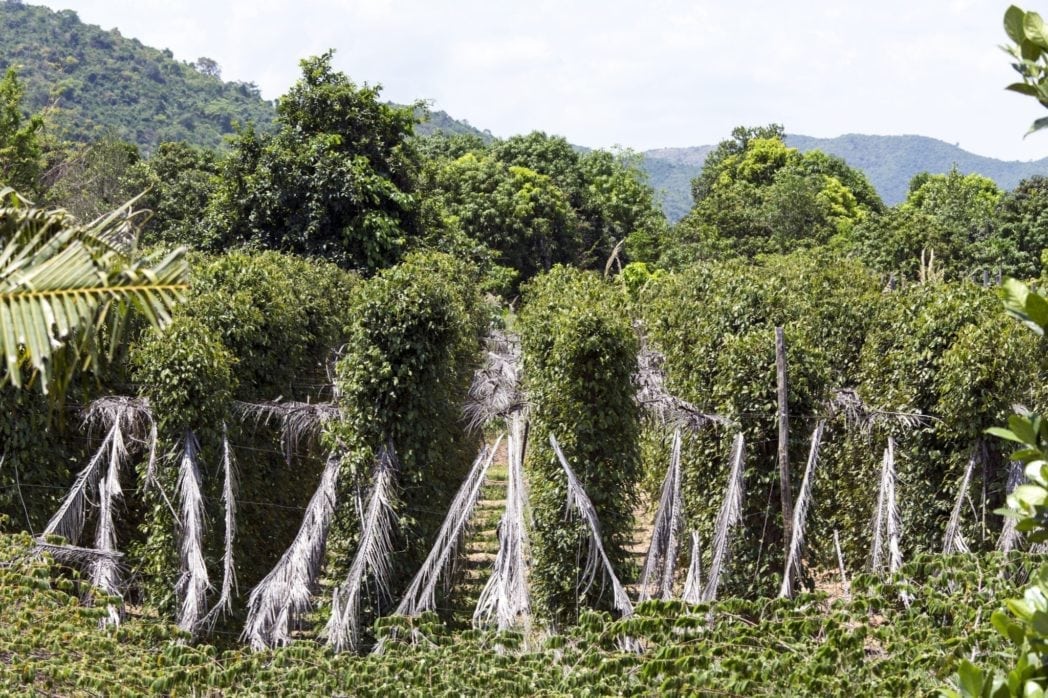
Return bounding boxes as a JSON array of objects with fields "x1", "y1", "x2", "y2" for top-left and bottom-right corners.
[{"x1": 6, "y1": 2, "x2": 1048, "y2": 696}]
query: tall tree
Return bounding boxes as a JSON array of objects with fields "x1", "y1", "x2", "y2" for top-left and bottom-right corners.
[
  {"x1": 0, "y1": 68, "x2": 43, "y2": 196},
  {"x1": 667, "y1": 128, "x2": 881, "y2": 262},
  {"x1": 206, "y1": 52, "x2": 422, "y2": 273}
]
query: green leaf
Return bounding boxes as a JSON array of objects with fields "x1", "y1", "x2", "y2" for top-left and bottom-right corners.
[
  {"x1": 1028, "y1": 116, "x2": 1048, "y2": 136},
  {"x1": 1025, "y1": 12, "x2": 1048, "y2": 49},
  {"x1": 1021, "y1": 39, "x2": 1043, "y2": 61},
  {"x1": 1009, "y1": 415, "x2": 1038, "y2": 445},
  {"x1": 987, "y1": 426, "x2": 1026, "y2": 444},
  {"x1": 1007, "y1": 6, "x2": 1028, "y2": 44},
  {"x1": 958, "y1": 660, "x2": 984, "y2": 697},
  {"x1": 1026, "y1": 291, "x2": 1048, "y2": 328},
  {"x1": 1007, "y1": 82, "x2": 1041, "y2": 96}
]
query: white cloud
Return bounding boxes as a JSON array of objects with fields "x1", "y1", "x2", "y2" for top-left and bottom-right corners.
[{"x1": 42, "y1": 0, "x2": 1048, "y2": 161}]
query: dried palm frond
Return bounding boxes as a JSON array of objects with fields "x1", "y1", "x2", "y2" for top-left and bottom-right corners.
[
  {"x1": 634, "y1": 342, "x2": 727, "y2": 431},
  {"x1": 82, "y1": 395, "x2": 152, "y2": 434},
  {"x1": 604, "y1": 238, "x2": 626, "y2": 278},
  {"x1": 833, "y1": 530, "x2": 850, "y2": 599},
  {"x1": 243, "y1": 448, "x2": 342, "y2": 650},
  {"x1": 464, "y1": 330, "x2": 524, "y2": 431},
  {"x1": 871, "y1": 438, "x2": 903, "y2": 573},
  {"x1": 45, "y1": 396, "x2": 152, "y2": 546},
  {"x1": 90, "y1": 420, "x2": 126, "y2": 601},
  {"x1": 43, "y1": 424, "x2": 115, "y2": 544},
  {"x1": 203, "y1": 425, "x2": 239, "y2": 629},
  {"x1": 943, "y1": 447, "x2": 980, "y2": 555},
  {"x1": 326, "y1": 446, "x2": 399, "y2": 653},
  {"x1": 825, "y1": 389, "x2": 929, "y2": 434},
  {"x1": 235, "y1": 400, "x2": 339, "y2": 464},
  {"x1": 549, "y1": 434, "x2": 634, "y2": 619},
  {"x1": 702, "y1": 434, "x2": 746, "y2": 603},
  {"x1": 998, "y1": 460, "x2": 1025, "y2": 553},
  {"x1": 474, "y1": 413, "x2": 532, "y2": 631},
  {"x1": 681, "y1": 531, "x2": 703, "y2": 604},
  {"x1": 779, "y1": 421, "x2": 825, "y2": 599},
  {"x1": 639, "y1": 429, "x2": 683, "y2": 602},
  {"x1": 396, "y1": 437, "x2": 502, "y2": 619},
  {"x1": 175, "y1": 431, "x2": 210, "y2": 636}
]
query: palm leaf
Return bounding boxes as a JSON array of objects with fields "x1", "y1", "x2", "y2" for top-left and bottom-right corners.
[
  {"x1": 203, "y1": 425, "x2": 239, "y2": 629},
  {"x1": 703, "y1": 433, "x2": 745, "y2": 603},
  {"x1": 0, "y1": 189, "x2": 188, "y2": 393},
  {"x1": 681, "y1": 531, "x2": 703, "y2": 604},
  {"x1": 326, "y1": 446, "x2": 398, "y2": 653},
  {"x1": 244, "y1": 447, "x2": 341, "y2": 650},
  {"x1": 998, "y1": 460, "x2": 1025, "y2": 553},
  {"x1": 474, "y1": 413, "x2": 532, "y2": 631},
  {"x1": 175, "y1": 430, "x2": 211, "y2": 636},
  {"x1": 779, "y1": 421, "x2": 825, "y2": 598},
  {"x1": 943, "y1": 447, "x2": 979, "y2": 555},
  {"x1": 549, "y1": 434, "x2": 634, "y2": 619},
  {"x1": 639, "y1": 428, "x2": 683, "y2": 602},
  {"x1": 395, "y1": 438, "x2": 502, "y2": 619}
]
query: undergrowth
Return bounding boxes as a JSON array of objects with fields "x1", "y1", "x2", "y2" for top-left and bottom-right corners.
[{"x1": 0, "y1": 528, "x2": 1030, "y2": 696}]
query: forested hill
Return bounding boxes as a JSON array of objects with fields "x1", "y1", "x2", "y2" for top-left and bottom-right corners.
[
  {"x1": 643, "y1": 134, "x2": 1048, "y2": 222},
  {"x1": 0, "y1": 2, "x2": 277, "y2": 151},
  {"x1": 0, "y1": 2, "x2": 497, "y2": 153}
]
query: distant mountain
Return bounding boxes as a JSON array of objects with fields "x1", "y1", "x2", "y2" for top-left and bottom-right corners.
[
  {"x1": 414, "y1": 107, "x2": 494, "y2": 142},
  {"x1": 8, "y1": 3, "x2": 1045, "y2": 221},
  {"x1": 0, "y1": 2, "x2": 277, "y2": 151},
  {"x1": 0, "y1": 3, "x2": 488, "y2": 153},
  {"x1": 642, "y1": 134, "x2": 1048, "y2": 222}
]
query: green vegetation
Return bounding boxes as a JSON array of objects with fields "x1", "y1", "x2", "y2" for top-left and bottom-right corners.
[
  {"x1": 3, "y1": 4, "x2": 1048, "y2": 696},
  {"x1": 0, "y1": 525, "x2": 1037, "y2": 696},
  {"x1": 520, "y1": 267, "x2": 640, "y2": 622},
  {"x1": 0, "y1": 3, "x2": 275, "y2": 152},
  {"x1": 326, "y1": 250, "x2": 486, "y2": 585}
]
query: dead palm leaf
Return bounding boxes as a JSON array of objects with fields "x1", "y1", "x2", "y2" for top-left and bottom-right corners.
[
  {"x1": 779, "y1": 421, "x2": 825, "y2": 598},
  {"x1": 703, "y1": 434, "x2": 745, "y2": 603},
  {"x1": 243, "y1": 447, "x2": 342, "y2": 650}
]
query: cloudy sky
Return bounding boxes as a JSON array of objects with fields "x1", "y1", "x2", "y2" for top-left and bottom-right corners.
[{"x1": 38, "y1": 0, "x2": 1048, "y2": 161}]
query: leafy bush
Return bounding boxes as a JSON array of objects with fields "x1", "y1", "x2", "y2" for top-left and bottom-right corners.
[
  {"x1": 326, "y1": 250, "x2": 486, "y2": 592},
  {"x1": 519, "y1": 266, "x2": 641, "y2": 622}
]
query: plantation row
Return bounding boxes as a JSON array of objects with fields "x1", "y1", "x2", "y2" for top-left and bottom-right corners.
[{"x1": 2, "y1": 225, "x2": 1042, "y2": 654}]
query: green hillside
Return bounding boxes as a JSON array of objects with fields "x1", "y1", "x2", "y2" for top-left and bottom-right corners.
[
  {"x1": 0, "y1": 3, "x2": 501, "y2": 154},
  {"x1": 0, "y1": 2, "x2": 277, "y2": 151},
  {"x1": 643, "y1": 134, "x2": 1048, "y2": 222}
]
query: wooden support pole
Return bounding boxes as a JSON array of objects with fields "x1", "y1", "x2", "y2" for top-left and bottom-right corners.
[{"x1": 775, "y1": 327, "x2": 793, "y2": 549}]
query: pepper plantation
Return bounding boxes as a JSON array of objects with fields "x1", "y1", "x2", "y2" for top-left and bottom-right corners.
[
  {"x1": 3, "y1": 194, "x2": 1048, "y2": 694},
  {"x1": 9, "y1": 8, "x2": 1048, "y2": 694}
]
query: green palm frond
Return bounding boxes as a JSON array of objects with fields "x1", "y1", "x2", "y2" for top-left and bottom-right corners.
[{"x1": 0, "y1": 186, "x2": 189, "y2": 392}]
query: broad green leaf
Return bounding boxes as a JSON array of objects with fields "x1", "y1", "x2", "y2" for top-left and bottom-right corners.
[
  {"x1": 1027, "y1": 289, "x2": 1048, "y2": 328},
  {"x1": 986, "y1": 426, "x2": 1026, "y2": 444},
  {"x1": 1007, "y1": 6, "x2": 1028, "y2": 44},
  {"x1": 958, "y1": 660, "x2": 984, "y2": 697},
  {"x1": 1028, "y1": 115, "x2": 1048, "y2": 136},
  {"x1": 1009, "y1": 415, "x2": 1038, "y2": 445},
  {"x1": 1022, "y1": 38, "x2": 1044, "y2": 60},
  {"x1": 1025, "y1": 12, "x2": 1048, "y2": 49},
  {"x1": 1008, "y1": 82, "x2": 1041, "y2": 96}
]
